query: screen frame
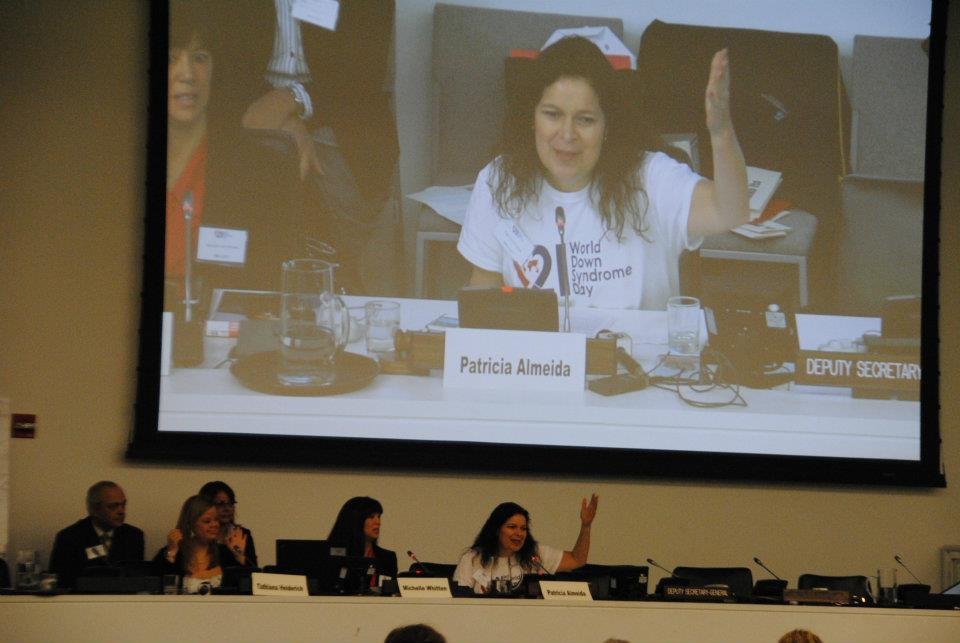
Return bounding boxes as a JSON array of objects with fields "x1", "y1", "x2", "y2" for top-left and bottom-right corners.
[{"x1": 129, "y1": 0, "x2": 946, "y2": 488}]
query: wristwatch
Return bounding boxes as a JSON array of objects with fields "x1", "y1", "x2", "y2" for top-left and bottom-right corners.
[{"x1": 288, "y1": 82, "x2": 313, "y2": 121}]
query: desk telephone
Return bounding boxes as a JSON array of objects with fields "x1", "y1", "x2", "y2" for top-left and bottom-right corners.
[{"x1": 704, "y1": 298, "x2": 797, "y2": 388}]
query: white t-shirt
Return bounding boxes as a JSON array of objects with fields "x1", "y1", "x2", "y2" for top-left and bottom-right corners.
[
  {"x1": 457, "y1": 152, "x2": 702, "y2": 311},
  {"x1": 452, "y1": 543, "x2": 564, "y2": 594}
]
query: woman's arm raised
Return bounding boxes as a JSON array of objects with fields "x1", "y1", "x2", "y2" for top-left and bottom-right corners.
[
  {"x1": 688, "y1": 49, "x2": 750, "y2": 237},
  {"x1": 557, "y1": 493, "x2": 599, "y2": 572}
]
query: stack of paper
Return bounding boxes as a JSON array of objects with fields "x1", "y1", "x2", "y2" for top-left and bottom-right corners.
[
  {"x1": 406, "y1": 185, "x2": 473, "y2": 226},
  {"x1": 746, "y1": 165, "x2": 783, "y2": 220},
  {"x1": 732, "y1": 211, "x2": 791, "y2": 239}
]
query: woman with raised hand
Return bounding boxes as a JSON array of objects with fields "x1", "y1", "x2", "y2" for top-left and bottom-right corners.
[
  {"x1": 198, "y1": 480, "x2": 258, "y2": 568},
  {"x1": 453, "y1": 494, "x2": 599, "y2": 594},
  {"x1": 457, "y1": 36, "x2": 747, "y2": 310}
]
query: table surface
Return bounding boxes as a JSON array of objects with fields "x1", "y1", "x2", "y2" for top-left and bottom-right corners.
[
  {"x1": 2, "y1": 594, "x2": 958, "y2": 643},
  {"x1": 700, "y1": 209, "x2": 817, "y2": 255},
  {"x1": 158, "y1": 296, "x2": 919, "y2": 461}
]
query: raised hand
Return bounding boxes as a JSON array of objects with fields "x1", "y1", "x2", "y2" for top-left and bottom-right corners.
[
  {"x1": 705, "y1": 48, "x2": 733, "y2": 137},
  {"x1": 166, "y1": 528, "x2": 183, "y2": 559},
  {"x1": 580, "y1": 493, "x2": 599, "y2": 526},
  {"x1": 227, "y1": 527, "x2": 248, "y2": 559}
]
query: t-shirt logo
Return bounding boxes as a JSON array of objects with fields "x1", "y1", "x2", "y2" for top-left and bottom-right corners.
[{"x1": 512, "y1": 245, "x2": 552, "y2": 288}]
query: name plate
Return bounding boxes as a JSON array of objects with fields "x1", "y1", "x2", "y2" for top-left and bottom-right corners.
[
  {"x1": 662, "y1": 585, "x2": 733, "y2": 601},
  {"x1": 795, "y1": 350, "x2": 920, "y2": 391},
  {"x1": 197, "y1": 226, "x2": 247, "y2": 265},
  {"x1": 538, "y1": 580, "x2": 593, "y2": 601},
  {"x1": 783, "y1": 588, "x2": 852, "y2": 605},
  {"x1": 251, "y1": 572, "x2": 309, "y2": 597},
  {"x1": 443, "y1": 328, "x2": 585, "y2": 392},
  {"x1": 397, "y1": 576, "x2": 452, "y2": 598}
]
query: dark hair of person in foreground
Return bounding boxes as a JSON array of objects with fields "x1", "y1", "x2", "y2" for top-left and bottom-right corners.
[{"x1": 384, "y1": 623, "x2": 446, "y2": 643}]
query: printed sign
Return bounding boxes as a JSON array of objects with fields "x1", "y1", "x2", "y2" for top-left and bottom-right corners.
[
  {"x1": 795, "y1": 350, "x2": 920, "y2": 392},
  {"x1": 251, "y1": 572, "x2": 310, "y2": 597},
  {"x1": 292, "y1": 0, "x2": 339, "y2": 30},
  {"x1": 443, "y1": 328, "x2": 585, "y2": 392},
  {"x1": 196, "y1": 226, "x2": 247, "y2": 265},
  {"x1": 538, "y1": 580, "x2": 593, "y2": 601},
  {"x1": 397, "y1": 577, "x2": 452, "y2": 598}
]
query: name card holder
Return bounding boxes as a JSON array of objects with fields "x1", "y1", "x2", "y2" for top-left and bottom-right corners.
[
  {"x1": 397, "y1": 577, "x2": 452, "y2": 598},
  {"x1": 783, "y1": 588, "x2": 852, "y2": 605},
  {"x1": 443, "y1": 328, "x2": 585, "y2": 392},
  {"x1": 795, "y1": 350, "x2": 920, "y2": 395},
  {"x1": 537, "y1": 580, "x2": 594, "y2": 601},
  {"x1": 251, "y1": 571, "x2": 310, "y2": 597},
  {"x1": 393, "y1": 330, "x2": 617, "y2": 376},
  {"x1": 661, "y1": 585, "x2": 733, "y2": 602}
]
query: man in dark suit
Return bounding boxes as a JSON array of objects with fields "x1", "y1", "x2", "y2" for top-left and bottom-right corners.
[{"x1": 48, "y1": 481, "x2": 145, "y2": 588}]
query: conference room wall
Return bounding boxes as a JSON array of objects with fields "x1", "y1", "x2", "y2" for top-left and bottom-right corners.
[{"x1": 0, "y1": 0, "x2": 957, "y2": 598}]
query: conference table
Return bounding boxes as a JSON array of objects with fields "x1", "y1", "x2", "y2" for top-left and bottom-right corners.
[
  {"x1": 2, "y1": 593, "x2": 959, "y2": 642},
  {"x1": 158, "y1": 295, "x2": 919, "y2": 461}
]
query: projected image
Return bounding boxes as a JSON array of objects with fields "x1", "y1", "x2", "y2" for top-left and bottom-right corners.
[{"x1": 146, "y1": 0, "x2": 938, "y2": 484}]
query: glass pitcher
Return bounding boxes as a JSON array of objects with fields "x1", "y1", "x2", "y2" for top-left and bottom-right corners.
[{"x1": 277, "y1": 259, "x2": 349, "y2": 386}]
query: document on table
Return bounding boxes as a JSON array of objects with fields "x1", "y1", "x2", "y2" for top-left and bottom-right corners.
[{"x1": 406, "y1": 185, "x2": 473, "y2": 226}]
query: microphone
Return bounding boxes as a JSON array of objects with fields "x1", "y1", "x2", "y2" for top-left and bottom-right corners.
[
  {"x1": 646, "y1": 558, "x2": 672, "y2": 575},
  {"x1": 554, "y1": 206, "x2": 571, "y2": 332},
  {"x1": 407, "y1": 550, "x2": 430, "y2": 576},
  {"x1": 753, "y1": 556, "x2": 784, "y2": 581},
  {"x1": 555, "y1": 206, "x2": 566, "y2": 236},
  {"x1": 894, "y1": 554, "x2": 924, "y2": 584},
  {"x1": 530, "y1": 554, "x2": 551, "y2": 576}
]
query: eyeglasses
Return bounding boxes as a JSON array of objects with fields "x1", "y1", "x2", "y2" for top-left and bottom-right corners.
[{"x1": 213, "y1": 501, "x2": 236, "y2": 508}]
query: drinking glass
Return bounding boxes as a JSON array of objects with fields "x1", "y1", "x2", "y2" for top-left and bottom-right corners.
[
  {"x1": 877, "y1": 567, "x2": 898, "y2": 605},
  {"x1": 15, "y1": 549, "x2": 40, "y2": 590},
  {"x1": 667, "y1": 296, "x2": 701, "y2": 356},
  {"x1": 364, "y1": 300, "x2": 401, "y2": 355}
]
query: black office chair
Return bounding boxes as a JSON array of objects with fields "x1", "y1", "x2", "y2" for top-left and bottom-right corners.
[
  {"x1": 797, "y1": 574, "x2": 874, "y2": 604},
  {"x1": 672, "y1": 566, "x2": 754, "y2": 599}
]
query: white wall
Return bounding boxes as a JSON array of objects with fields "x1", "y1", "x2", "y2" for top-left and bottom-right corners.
[{"x1": 0, "y1": 0, "x2": 957, "y2": 600}]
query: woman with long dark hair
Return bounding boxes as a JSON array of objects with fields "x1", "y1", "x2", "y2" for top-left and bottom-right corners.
[
  {"x1": 327, "y1": 496, "x2": 398, "y2": 582},
  {"x1": 457, "y1": 36, "x2": 748, "y2": 310},
  {"x1": 452, "y1": 494, "x2": 599, "y2": 594}
]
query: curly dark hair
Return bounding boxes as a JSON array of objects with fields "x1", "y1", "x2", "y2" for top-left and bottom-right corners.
[
  {"x1": 492, "y1": 36, "x2": 657, "y2": 240},
  {"x1": 470, "y1": 502, "x2": 538, "y2": 568},
  {"x1": 327, "y1": 496, "x2": 384, "y2": 556}
]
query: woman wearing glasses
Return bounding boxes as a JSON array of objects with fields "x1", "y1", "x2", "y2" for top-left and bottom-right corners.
[{"x1": 198, "y1": 480, "x2": 258, "y2": 568}]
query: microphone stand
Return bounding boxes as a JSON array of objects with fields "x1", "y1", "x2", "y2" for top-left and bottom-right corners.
[
  {"x1": 182, "y1": 191, "x2": 194, "y2": 323},
  {"x1": 753, "y1": 557, "x2": 784, "y2": 581},
  {"x1": 894, "y1": 554, "x2": 924, "y2": 584}
]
